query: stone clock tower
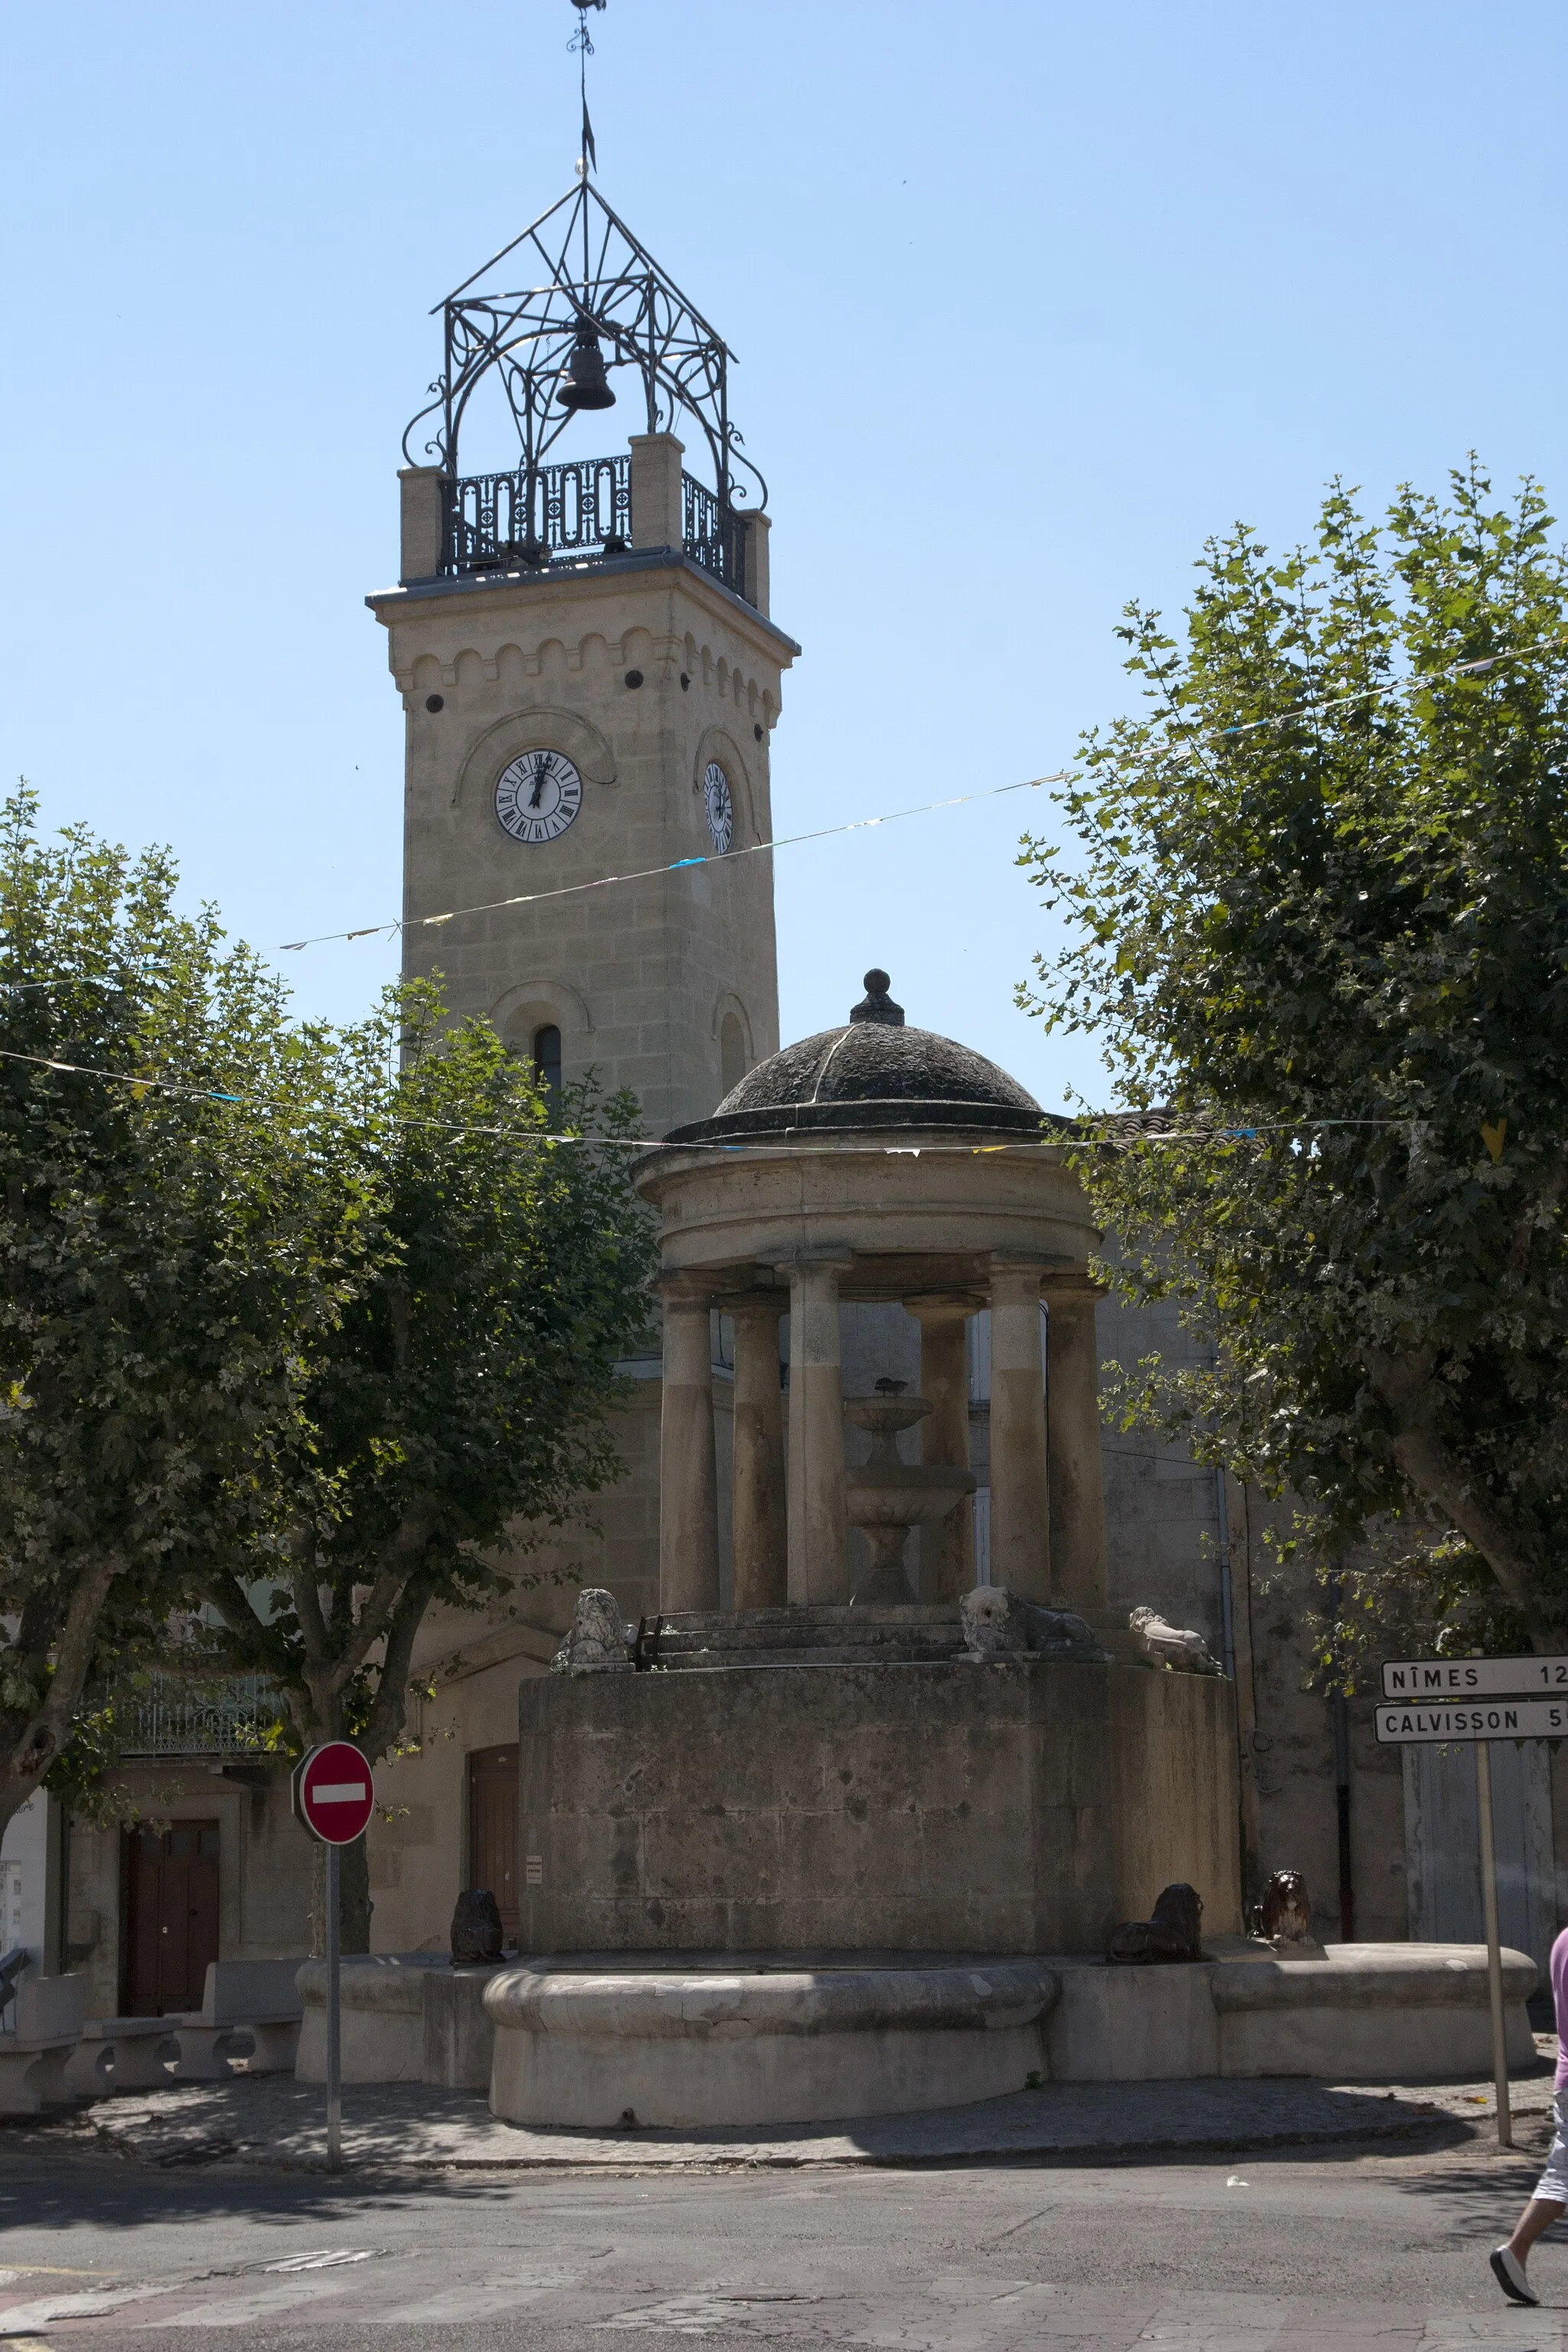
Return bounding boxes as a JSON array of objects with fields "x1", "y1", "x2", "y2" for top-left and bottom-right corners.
[{"x1": 368, "y1": 176, "x2": 796, "y2": 1136}]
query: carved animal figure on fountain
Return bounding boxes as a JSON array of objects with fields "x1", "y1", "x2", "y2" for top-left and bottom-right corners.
[
  {"x1": 550, "y1": 1587, "x2": 630, "y2": 1674},
  {"x1": 1129, "y1": 1605, "x2": 1224, "y2": 1674},
  {"x1": 1254, "y1": 1867, "x2": 1328, "y2": 1956},
  {"x1": 449, "y1": 1888, "x2": 505, "y2": 1964},
  {"x1": 958, "y1": 1585, "x2": 1107, "y2": 1664},
  {"x1": 1109, "y1": 1881, "x2": 1207, "y2": 1964}
]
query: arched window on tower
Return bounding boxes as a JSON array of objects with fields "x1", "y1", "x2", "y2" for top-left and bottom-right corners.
[
  {"x1": 531, "y1": 1024, "x2": 563, "y2": 1111},
  {"x1": 719, "y1": 1011, "x2": 746, "y2": 1098}
]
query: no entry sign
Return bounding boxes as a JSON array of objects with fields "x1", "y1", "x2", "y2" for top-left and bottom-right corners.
[{"x1": 292, "y1": 1741, "x2": 375, "y2": 1844}]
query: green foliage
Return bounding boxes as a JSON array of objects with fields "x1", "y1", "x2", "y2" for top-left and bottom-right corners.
[
  {"x1": 1020, "y1": 463, "x2": 1568, "y2": 1658},
  {"x1": 0, "y1": 786, "x2": 377, "y2": 1838},
  {"x1": 0, "y1": 788, "x2": 657, "y2": 1909},
  {"x1": 197, "y1": 986, "x2": 657, "y2": 1782}
]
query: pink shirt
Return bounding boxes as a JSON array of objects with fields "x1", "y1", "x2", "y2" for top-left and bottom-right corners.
[{"x1": 1553, "y1": 1927, "x2": 1568, "y2": 2091}]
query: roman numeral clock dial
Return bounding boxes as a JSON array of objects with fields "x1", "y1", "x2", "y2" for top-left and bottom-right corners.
[{"x1": 495, "y1": 750, "x2": 583, "y2": 844}]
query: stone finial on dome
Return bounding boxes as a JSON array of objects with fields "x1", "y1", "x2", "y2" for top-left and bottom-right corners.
[{"x1": 849, "y1": 969, "x2": 904, "y2": 1027}]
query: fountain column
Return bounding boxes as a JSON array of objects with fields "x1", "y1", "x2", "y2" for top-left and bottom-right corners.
[
  {"x1": 656, "y1": 1276, "x2": 720, "y2": 1613},
  {"x1": 986, "y1": 1254, "x2": 1051, "y2": 1604},
  {"x1": 1044, "y1": 1282, "x2": 1109, "y2": 1613},
  {"x1": 727, "y1": 1291, "x2": 788, "y2": 1610},
  {"x1": 780, "y1": 1251, "x2": 852, "y2": 1605},
  {"x1": 907, "y1": 1296, "x2": 975, "y2": 1602}
]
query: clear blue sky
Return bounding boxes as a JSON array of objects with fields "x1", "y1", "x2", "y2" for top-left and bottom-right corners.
[{"x1": 2, "y1": 1, "x2": 1564, "y2": 1115}]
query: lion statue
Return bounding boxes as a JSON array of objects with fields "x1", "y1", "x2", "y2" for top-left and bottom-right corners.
[
  {"x1": 550, "y1": 1587, "x2": 631, "y2": 1674},
  {"x1": 1257, "y1": 1868, "x2": 1315, "y2": 1945}
]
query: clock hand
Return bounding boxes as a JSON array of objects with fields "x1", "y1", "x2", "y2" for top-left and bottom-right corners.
[{"x1": 528, "y1": 757, "x2": 550, "y2": 808}]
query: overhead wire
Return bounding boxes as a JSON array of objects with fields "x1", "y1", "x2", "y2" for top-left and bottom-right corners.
[
  {"x1": 0, "y1": 1042, "x2": 1436, "y2": 1159},
  {"x1": 276, "y1": 629, "x2": 1568, "y2": 953}
]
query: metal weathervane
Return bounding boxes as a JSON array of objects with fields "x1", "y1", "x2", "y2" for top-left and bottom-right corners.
[{"x1": 400, "y1": 0, "x2": 764, "y2": 576}]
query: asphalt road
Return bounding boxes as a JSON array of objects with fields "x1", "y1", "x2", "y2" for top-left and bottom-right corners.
[{"x1": 1, "y1": 2131, "x2": 1565, "y2": 2347}]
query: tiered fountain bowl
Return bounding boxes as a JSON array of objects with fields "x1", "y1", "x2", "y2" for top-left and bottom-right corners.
[{"x1": 842, "y1": 1392, "x2": 977, "y2": 1604}]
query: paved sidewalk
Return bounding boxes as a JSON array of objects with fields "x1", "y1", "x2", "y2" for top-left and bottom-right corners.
[{"x1": 15, "y1": 2047, "x2": 1557, "y2": 2174}]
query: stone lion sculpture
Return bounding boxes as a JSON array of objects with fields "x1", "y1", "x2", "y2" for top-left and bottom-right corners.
[
  {"x1": 959, "y1": 1586, "x2": 1106, "y2": 1664},
  {"x1": 1109, "y1": 1881, "x2": 1205, "y2": 1964},
  {"x1": 1257, "y1": 1868, "x2": 1314, "y2": 1945},
  {"x1": 450, "y1": 1887, "x2": 505, "y2": 1963},
  {"x1": 550, "y1": 1587, "x2": 631, "y2": 1674},
  {"x1": 1128, "y1": 1605, "x2": 1223, "y2": 1675}
]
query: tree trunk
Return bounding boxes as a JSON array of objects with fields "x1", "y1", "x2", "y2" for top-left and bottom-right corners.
[
  {"x1": 1367, "y1": 1348, "x2": 1553, "y2": 1642},
  {"x1": 0, "y1": 1743, "x2": 51, "y2": 1851},
  {"x1": 339, "y1": 1832, "x2": 374, "y2": 1955}
]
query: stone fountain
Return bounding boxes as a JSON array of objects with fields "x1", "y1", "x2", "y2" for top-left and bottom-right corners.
[
  {"x1": 843, "y1": 1387, "x2": 976, "y2": 1603},
  {"x1": 479, "y1": 975, "x2": 1533, "y2": 2132}
]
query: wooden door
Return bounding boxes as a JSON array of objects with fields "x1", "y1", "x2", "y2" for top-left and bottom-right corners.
[
  {"x1": 123, "y1": 1821, "x2": 220, "y2": 2016},
  {"x1": 467, "y1": 1746, "x2": 518, "y2": 1941}
]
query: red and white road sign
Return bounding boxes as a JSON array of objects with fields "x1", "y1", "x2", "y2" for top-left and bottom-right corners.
[{"x1": 292, "y1": 1741, "x2": 375, "y2": 1844}]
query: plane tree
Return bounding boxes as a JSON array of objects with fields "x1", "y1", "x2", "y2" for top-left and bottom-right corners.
[
  {"x1": 0, "y1": 789, "x2": 379, "y2": 1845},
  {"x1": 1020, "y1": 466, "x2": 1568, "y2": 1659},
  {"x1": 192, "y1": 991, "x2": 656, "y2": 1949}
]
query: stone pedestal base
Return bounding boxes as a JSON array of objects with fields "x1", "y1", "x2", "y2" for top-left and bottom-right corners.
[
  {"x1": 518, "y1": 1639, "x2": 1241, "y2": 1954},
  {"x1": 296, "y1": 1956, "x2": 504, "y2": 2089}
]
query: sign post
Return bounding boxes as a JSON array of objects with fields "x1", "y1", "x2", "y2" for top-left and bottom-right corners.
[
  {"x1": 1375, "y1": 1656, "x2": 1563, "y2": 2150},
  {"x1": 1475, "y1": 1740, "x2": 1514, "y2": 2149},
  {"x1": 292, "y1": 1742, "x2": 376, "y2": 2175}
]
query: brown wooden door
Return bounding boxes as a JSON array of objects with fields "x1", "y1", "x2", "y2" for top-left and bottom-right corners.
[
  {"x1": 123, "y1": 1821, "x2": 220, "y2": 2016},
  {"x1": 467, "y1": 1747, "x2": 518, "y2": 1941}
]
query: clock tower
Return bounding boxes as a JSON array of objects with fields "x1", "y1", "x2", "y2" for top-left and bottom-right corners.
[{"x1": 368, "y1": 175, "x2": 796, "y2": 1136}]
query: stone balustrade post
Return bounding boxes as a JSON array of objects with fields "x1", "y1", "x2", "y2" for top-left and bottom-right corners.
[
  {"x1": 779, "y1": 1251, "x2": 853, "y2": 1606},
  {"x1": 656, "y1": 1276, "x2": 720, "y2": 1613},
  {"x1": 727, "y1": 1291, "x2": 788, "y2": 1610},
  {"x1": 398, "y1": 466, "x2": 448, "y2": 585},
  {"x1": 739, "y1": 511, "x2": 771, "y2": 616},
  {"x1": 629, "y1": 431, "x2": 685, "y2": 552},
  {"x1": 987, "y1": 1255, "x2": 1051, "y2": 1604},
  {"x1": 1045, "y1": 1285, "x2": 1109, "y2": 1614},
  {"x1": 907, "y1": 1295, "x2": 975, "y2": 1602}
]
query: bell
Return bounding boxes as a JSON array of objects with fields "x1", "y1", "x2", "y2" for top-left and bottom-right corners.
[{"x1": 557, "y1": 320, "x2": 616, "y2": 412}]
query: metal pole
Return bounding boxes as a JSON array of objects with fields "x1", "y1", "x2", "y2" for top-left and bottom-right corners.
[
  {"x1": 326, "y1": 1841, "x2": 341, "y2": 2173},
  {"x1": 1475, "y1": 1739, "x2": 1513, "y2": 2150}
]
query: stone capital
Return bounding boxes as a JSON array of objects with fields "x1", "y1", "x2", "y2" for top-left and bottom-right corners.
[
  {"x1": 904, "y1": 1289, "x2": 985, "y2": 1321},
  {"x1": 719, "y1": 1288, "x2": 789, "y2": 1322},
  {"x1": 655, "y1": 1271, "x2": 716, "y2": 1310},
  {"x1": 1040, "y1": 1276, "x2": 1108, "y2": 1308}
]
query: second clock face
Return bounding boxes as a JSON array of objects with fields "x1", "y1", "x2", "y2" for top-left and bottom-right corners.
[
  {"x1": 702, "y1": 760, "x2": 734, "y2": 854},
  {"x1": 495, "y1": 750, "x2": 583, "y2": 844}
]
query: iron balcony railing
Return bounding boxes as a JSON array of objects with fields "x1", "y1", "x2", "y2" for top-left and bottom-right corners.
[
  {"x1": 445, "y1": 455, "x2": 750, "y2": 601},
  {"x1": 117, "y1": 1673, "x2": 284, "y2": 1758}
]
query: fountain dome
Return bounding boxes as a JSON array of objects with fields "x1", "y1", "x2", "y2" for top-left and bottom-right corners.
[{"x1": 665, "y1": 971, "x2": 1059, "y2": 1143}]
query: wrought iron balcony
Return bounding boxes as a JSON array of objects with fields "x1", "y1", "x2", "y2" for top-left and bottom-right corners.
[
  {"x1": 446, "y1": 455, "x2": 750, "y2": 601},
  {"x1": 118, "y1": 1673, "x2": 284, "y2": 1759}
]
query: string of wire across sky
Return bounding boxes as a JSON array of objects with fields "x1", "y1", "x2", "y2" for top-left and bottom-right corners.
[
  {"x1": 276, "y1": 632, "x2": 1568, "y2": 953},
  {"x1": 0, "y1": 1040, "x2": 1429, "y2": 1160}
]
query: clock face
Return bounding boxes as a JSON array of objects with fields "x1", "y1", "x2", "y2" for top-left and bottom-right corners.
[
  {"x1": 495, "y1": 750, "x2": 583, "y2": 844},
  {"x1": 702, "y1": 760, "x2": 734, "y2": 854}
]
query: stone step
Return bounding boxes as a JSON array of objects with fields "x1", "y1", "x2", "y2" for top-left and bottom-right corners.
[{"x1": 635, "y1": 1604, "x2": 971, "y2": 1671}]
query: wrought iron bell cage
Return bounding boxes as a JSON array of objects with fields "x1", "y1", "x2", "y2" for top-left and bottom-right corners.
[{"x1": 402, "y1": 178, "x2": 766, "y2": 593}]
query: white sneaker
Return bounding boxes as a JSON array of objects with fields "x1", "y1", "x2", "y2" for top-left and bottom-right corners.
[{"x1": 1491, "y1": 2246, "x2": 1539, "y2": 2305}]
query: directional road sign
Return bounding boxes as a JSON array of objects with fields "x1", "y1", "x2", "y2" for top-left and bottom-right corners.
[
  {"x1": 292, "y1": 1741, "x2": 375, "y2": 1844},
  {"x1": 1375, "y1": 1696, "x2": 1568, "y2": 1745},
  {"x1": 1381, "y1": 1655, "x2": 1568, "y2": 1700}
]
